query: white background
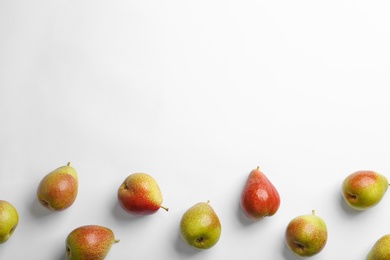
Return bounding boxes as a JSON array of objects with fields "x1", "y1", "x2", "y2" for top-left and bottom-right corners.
[{"x1": 1, "y1": 1, "x2": 390, "y2": 259}]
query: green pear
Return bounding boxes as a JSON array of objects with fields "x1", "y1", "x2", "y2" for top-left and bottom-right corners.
[
  {"x1": 342, "y1": 170, "x2": 389, "y2": 210},
  {"x1": 65, "y1": 225, "x2": 119, "y2": 260},
  {"x1": 0, "y1": 200, "x2": 19, "y2": 244},
  {"x1": 367, "y1": 234, "x2": 390, "y2": 260},
  {"x1": 285, "y1": 210, "x2": 327, "y2": 257},
  {"x1": 179, "y1": 201, "x2": 221, "y2": 250},
  {"x1": 37, "y1": 162, "x2": 78, "y2": 211},
  {"x1": 117, "y1": 173, "x2": 168, "y2": 215}
]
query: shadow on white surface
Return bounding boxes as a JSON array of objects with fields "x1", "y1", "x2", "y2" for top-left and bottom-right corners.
[
  {"x1": 56, "y1": 249, "x2": 67, "y2": 260},
  {"x1": 111, "y1": 201, "x2": 147, "y2": 223},
  {"x1": 235, "y1": 199, "x2": 278, "y2": 229},
  {"x1": 338, "y1": 193, "x2": 366, "y2": 217},
  {"x1": 173, "y1": 233, "x2": 203, "y2": 257},
  {"x1": 236, "y1": 201, "x2": 258, "y2": 226},
  {"x1": 28, "y1": 193, "x2": 54, "y2": 218},
  {"x1": 281, "y1": 238, "x2": 305, "y2": 260}
]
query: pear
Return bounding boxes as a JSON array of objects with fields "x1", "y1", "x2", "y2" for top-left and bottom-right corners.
[
  {"x1": 37, "y1": 162, "x2": 78, "y2": 211},
  {"x1": 65, "y1": 225, "x2": 119, "y2": 260},
  {"x1": 367, "y1": 234, "x2": 390, "y2": 260},
  {"x1": 240, "y1": 166, "x2": 280, "y2": 220},
  {"x1": 0, "y1": 200, "x2": 19, "y2": 244},
  {"x1": 285, "y1": 210, "x2": 328, "y2": 257},
  {"x1": 117, "y1": 173, "x2": 168, "y2": 215},
  {"x1": 179, "y1": 201, "x2": 221, "y2": 250},
  {"x1": 342, "y1": 170, "x2": 389, "y2": 210}
]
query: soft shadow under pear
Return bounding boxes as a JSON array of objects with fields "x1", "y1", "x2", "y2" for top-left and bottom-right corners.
[{"x1": 174, "y1": 234, "x2": 202, "y2": 257}]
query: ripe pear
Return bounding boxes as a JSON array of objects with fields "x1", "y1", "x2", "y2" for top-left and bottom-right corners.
[
  {"x1": 240, "y1": 166, "x2": 280, "y2": 220},
  {"x1": 0, "y1": 200, "x2": 19, "y2": 244},
  {"x1": 367, "y1": 234, "x2": 390, "y2": 260},
  {"x1": 66, "y1": 225, "x2": 119, "y2": 260},
  {"x1": 37, "y1": 162, "x2": 78, "y2": 211},
  {"x1": 285, "y1": 210, "x2": 327, "y2": 257},
  {"x1": 179, "y1": 201, "x2": 221, "y2": 250},
  {"x1": 342, "y1": 170, "x2": 389, "y2": 210},
  {"x1": 117, "y1": 173, "x2": 168, "y2": 215}
]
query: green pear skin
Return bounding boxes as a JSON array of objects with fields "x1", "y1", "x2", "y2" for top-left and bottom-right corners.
[
  {"x1": 0, "y1": 200, "x2": 19, "y2": 243},
  {"x1": 179, "y1": 201, "x2": 221, "y2": 250},
  {"x1": 367, "y1": 234, "x2": 390, "y2": 260},
  {"x1": 66, "y1": 225, "x2": 119, "y2": 260},
  {"x1": 117, "y1": 173, "x2": 168, "y2": 215},
  {"x1": 342, "y1": 170, "x2": 389, "y2": 210},
  {"x1": 285, "y1": 210, "x2": 327, "y2": 257},
  {"x1": 37, "y1": 162, "x2": 78, "y2": 211}
]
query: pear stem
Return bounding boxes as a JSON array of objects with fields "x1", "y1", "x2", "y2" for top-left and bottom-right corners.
[
  {"x1": 312, "y1": 209, "x2": 315, "y2": 215},
  {"x1": 67, "y1": 162, "x2": 71, "y2": 166},
  {"x1": 256, "y1": 166, "x2": 260, "y2": 170},
  {"x1": 114, "y1": 239, "x2": 120, "y2": 243},
  {"x1": 160, "y1": 205, "x2": 169, "y2": 211}
]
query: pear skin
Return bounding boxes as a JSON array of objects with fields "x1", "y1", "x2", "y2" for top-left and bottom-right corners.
[
  {"x1": 66, "y1": 225, "x2": 119, "y2": 260},
  {"x1": 179, "y1": 201, "x2": 221, "y2": 250},
  {"x1": 285, "y1": 210, "x2": 327, "y2": 257},
  {"x1": 37, "y1": 162, "x2": 78, "y2": 211},
  {"x1": 342, "y1": 170, "x2": 389, "y2": 210},
  {"x1": 367, "y1": 234, "x2": 390, "y2": 260},
  {"x1": 240, "y1": 166, "x2": 281, "y2": 220},
  {"x1": 0, "y1": 200, "x2": 19, "y2": 244},
  {"x1": 117, "y1": 173, "x2": 168, "y2": 215}
]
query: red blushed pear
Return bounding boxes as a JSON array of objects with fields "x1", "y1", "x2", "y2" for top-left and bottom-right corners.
[
  {"x1": 65, "y1": 225, "x2": 119, "y2": 260},
  {"x1": 117, "y1": 173, "x2": 168, "y2": 215},
  {"x1": 342, "y1": 170, "x2": 389, "y2": 210},
  {"x1": 285, "y1": 210, "x2": 328, "y2": 257},
  {"x1": 37, "y1": 162, "x2": 78, "y2": 211},
  {"x1": 240, "y1": 166, "x2": 280, "y2": 220}
]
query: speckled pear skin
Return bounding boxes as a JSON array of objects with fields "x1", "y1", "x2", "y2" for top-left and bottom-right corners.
[
  {"x1": 240, "y1": 166, "x2": 280, "y2": 220},
  {"x1": 179, "y1": 201, "x2": 221, "y2": 250},
  {"x1": 37, "y1": 162, "x2": 78, "y2": 211},
  {"x1": 342, "y1": 170, "x2": 389, "y2": 210},
  {"x1": 65, "y1": 225, "x2": 119, "y2": 260},
  {"x1": 367, "y1": 234, "x2": 390, "y2": 260},
  {"x1": 117, "y1": 173, "x2": 167, "y2": 215},
  {"x1": 285, "y1": 210, "x2": 327, "y2": 257},
  {"x1": 0, "y1": 200, "x2": 19, "y2": 243}
]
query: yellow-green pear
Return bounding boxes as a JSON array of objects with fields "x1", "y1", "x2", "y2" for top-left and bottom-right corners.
[
  {"x1": 65, "y1": 225, "x2": 119, "y2": 260},
  {"x1": 37, "y1": 162, "x2": 78, "y2": 211},
  {"x1": 179, "y1": 201, "x2": 221, "y2": 250},
  {"x1": 367, "y1": 234, "x2": 390, "y2": 260},
  {"x1": 342, "y1": 170, "x2": 389, "y2": 210},
  {"x1": 285, "y1": 210, "x2": 327, "y2": 257},
  {"x1": 0, "y1": 200, "x2": 19, "y2": 243}
]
